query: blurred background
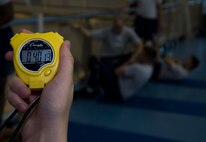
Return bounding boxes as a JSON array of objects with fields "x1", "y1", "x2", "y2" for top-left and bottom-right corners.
[{"x1": 1, "y1": 0, "x2": 206, "y2": 142}]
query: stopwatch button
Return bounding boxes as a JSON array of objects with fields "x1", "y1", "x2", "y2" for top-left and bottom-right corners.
[{"x1": 44, "y1": 69, "x2": 51, "y2": 76}]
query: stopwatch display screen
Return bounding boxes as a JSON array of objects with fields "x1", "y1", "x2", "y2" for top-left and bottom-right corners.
[{"x1": 20, "y1": 40, "x2": 54, "y2": 72}]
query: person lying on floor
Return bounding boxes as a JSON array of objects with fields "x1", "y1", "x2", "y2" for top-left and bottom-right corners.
[
  {"x1": 151, "y1": 55, "x2": 200, "y2": 81},
  {"x1": 100, "y1": 47, "x2": 157, "y2": 101}
]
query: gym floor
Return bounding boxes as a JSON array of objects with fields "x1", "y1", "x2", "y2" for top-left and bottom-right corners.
[
  {"x1": 68, "y1": 38, "x2": 206, "y2": 142},
  {"x1": 2, "y1": 37, "x2": 206, "y2": 142}
]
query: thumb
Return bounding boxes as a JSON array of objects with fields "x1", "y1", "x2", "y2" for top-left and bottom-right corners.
[
  {"x1": 54, "y1": 40, "x2": 74, "y2": 84},
  {"x1": 39, "y1": 40, "x2": 74, "y2": 113}
]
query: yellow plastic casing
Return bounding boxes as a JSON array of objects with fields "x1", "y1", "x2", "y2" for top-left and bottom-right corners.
[{"x1": 10, "y1": 32, "x2": 64, "y2": 89}]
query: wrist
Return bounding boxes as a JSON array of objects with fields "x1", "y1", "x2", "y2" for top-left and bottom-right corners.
[
  {"x1": 39, "y1": 121, "x2": 68, "y2": 142},
  {"x1": 23, "y1": 116, "x2": 69, "y2": 142}
]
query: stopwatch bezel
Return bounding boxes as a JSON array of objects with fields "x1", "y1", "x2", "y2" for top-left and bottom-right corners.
[{"x1": 17, "y1": 38, "x2": 55, "y2": 73}]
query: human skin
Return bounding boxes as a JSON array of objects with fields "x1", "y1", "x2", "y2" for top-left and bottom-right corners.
[{"x1": 5, "y1": 30, "x2": 74, "y2": 142}]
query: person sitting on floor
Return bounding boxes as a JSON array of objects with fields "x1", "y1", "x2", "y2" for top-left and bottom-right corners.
[
  {"x1": 100, "y1": 47, "x2": 157, "y2": 101},
  {"x1": 72, "y1": 15, "x2": 143, "y2": 68},
  {"x1": 72, "y1": 15, "x2": 143, "y2": 96},
  {"x1": 151, "y1": 55, "x2": 200, "y2": 81}
]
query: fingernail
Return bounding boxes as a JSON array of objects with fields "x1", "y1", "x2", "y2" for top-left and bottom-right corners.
[
  {"x1": 64, "y1": 41, "x2": 71, "y2": 49},
  {"x1": 21, "y1": 87, "x2": 30, "y2": 96},
  {"x1": 19, "y1": 103, "x2": 27, "y2": 112}
]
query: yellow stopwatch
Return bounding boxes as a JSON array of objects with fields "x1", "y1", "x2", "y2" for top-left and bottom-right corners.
[{"x1": 10, "y1": 32, "x2": 64, "y2": 89}]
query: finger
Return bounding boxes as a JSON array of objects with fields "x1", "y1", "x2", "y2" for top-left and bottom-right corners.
[
  {"x1": 39, "y1": 41, "x2": 74, "y2": 113},
  {"x1": 7, "y1": 91, "x2": 29, "y2": 113},
  {"x1": 28, "y1": 95, "x2": 39, "y2": 104},
  {"x1": 5, "y1": 51, "x2": 13, "y2": 61},
  {"x1": 54, "y1": 40, "x2": 74, "y2": 84},
  {"x1": 9, "y1": 75, "x2": 31, "y2": 99},
  {"x1": 20, "y1": 29, "x2": 33, "y2": 34}
]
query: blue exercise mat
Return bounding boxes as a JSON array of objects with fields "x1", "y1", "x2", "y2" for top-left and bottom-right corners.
[
  {"x1": 69, "y1": 122, "x2": 182, "y2": 142},
  {"x1": 107, "y1": 96, "x2": 206, "y2": 117},
  {"x1": 74, "y1": 96, "x2": 206, "y2": 118},
  {"x1": 152, "y1": 79, "x2": 206, "y2": 89}
]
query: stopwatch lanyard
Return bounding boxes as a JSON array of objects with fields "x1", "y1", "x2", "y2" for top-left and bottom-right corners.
[{"x1": 0, "y1": 97, "x2": 40, "y2": 142}]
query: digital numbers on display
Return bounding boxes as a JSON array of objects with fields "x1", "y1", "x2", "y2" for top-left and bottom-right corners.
[
  {"x1": 21, "y1": 50, "x2": 52, "y2": 64},
  {"x1": 20, "y1": 40, "x2": 54, "y2": 72}
]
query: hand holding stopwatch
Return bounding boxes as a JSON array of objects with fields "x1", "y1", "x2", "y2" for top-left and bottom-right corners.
[
  {"x1": 0, "y1": 32, "x2": 64, "y2": 141},
  {"x1": 10, "y1": 32, "x2": 64, "y2": 89}
]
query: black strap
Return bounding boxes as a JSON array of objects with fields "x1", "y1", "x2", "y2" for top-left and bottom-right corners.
[{"x1": 0, "y1": 97, "x2": 40, "y2": 142}]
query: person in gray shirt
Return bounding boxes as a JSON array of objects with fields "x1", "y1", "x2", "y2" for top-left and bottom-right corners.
[
  {"x1": 73, "y1": 16, "x2": 143, "y2": 97},
  {"x1": 74, "y1": 15, "x2": 143, "y2": 68}
]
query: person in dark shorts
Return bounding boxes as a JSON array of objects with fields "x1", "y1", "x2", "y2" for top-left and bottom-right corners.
[
  {"x1": 100, "y1": 47, "x2": 157, "y2": 101},
  {"x1": 0, "y1": 0, "x2": 14, "y2": 124},
  {"x1": 129, "y1": 0, "x2": 163, "y2": 46}
]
